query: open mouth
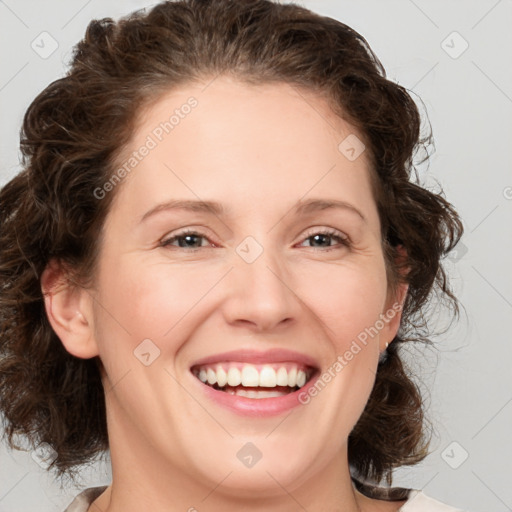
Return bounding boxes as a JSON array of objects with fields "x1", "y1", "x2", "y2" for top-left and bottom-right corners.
[{"x1": 191, "y1": 362, "x2": 317, "y2": 399}]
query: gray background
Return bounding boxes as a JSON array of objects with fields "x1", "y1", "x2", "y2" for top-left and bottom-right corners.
[{"x1": 1, "y1": 1, "x2": 511, "y2": 511}]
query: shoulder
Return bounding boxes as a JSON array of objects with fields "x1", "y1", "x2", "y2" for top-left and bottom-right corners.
[
  {"x1": 399, "y1": 489, "x2": 466, "y2": 511},
  {"x1": 352, "y1": 477, "x2": 465, "y2": 512},
  {"x1": 63, "y1": 486, "x2": 108, "y2": 512}
]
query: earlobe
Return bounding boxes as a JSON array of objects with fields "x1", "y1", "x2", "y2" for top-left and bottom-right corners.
[
  {"x1": 380, "y1": 281, "x2": 408, "y2": 352},
  {"x1": 381, "y1": 244, "x2": 410, "y2": 351},
  {"x1": 40, "y1": 259, "x2": 99, "y2": 359}
]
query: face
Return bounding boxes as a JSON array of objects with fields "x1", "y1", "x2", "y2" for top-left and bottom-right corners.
[{"x1": 50, "y1": 76, "x2": 406, "y2": 500}]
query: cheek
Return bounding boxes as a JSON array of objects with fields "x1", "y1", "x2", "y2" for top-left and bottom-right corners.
[
  {"x1": 295, "y1": 258, "x2": 389, "y2": 346},
  {"x1": 111, "y1": 265, "x2": 204, "y2": 335},
  {"x1": 92, "y1": 258, "x2": 225, "y2": 355}
]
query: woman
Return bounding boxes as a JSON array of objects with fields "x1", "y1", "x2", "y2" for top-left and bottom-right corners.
[{"x1": 0, "y1": 0, "x2": 465, "y2": 510}]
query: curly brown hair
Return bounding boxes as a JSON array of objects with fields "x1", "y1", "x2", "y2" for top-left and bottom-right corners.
[{"x1": 0, "y1": 0, "x2": 463, "y2": 486}]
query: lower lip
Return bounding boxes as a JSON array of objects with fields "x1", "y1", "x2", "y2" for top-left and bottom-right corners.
[{"x1": 192, "y1": 372, "x2": 320, "y2": 417}]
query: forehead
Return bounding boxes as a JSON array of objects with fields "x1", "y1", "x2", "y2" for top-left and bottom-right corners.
[{"x1": 108, "y1": 76, "x2": 377, "y2": 225}]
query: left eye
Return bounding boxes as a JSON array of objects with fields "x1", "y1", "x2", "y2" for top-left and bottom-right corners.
[{"x1": 298, "y1": 229, "x2": 350, "y2": 250}]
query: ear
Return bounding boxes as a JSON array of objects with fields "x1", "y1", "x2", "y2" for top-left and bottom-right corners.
[
  {"x1": 380, "y1": 245, "x2": 409, "y2": 352},
  {"x1": 40, "y1": 259, "x2": 99, "y2": 359}
]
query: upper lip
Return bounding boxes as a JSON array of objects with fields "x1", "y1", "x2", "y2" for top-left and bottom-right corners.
[{"x1": 190, "y1": 348, "x2": 320, "y2": 369}]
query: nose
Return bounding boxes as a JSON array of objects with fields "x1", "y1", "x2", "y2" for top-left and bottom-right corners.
[{"x1": 222, "y1": 244, "x2": 301, "y2": 333}]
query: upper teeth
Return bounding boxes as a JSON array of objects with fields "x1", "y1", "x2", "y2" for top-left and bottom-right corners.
[{"x1": 194, "y1": 363, "x2": 309, "y2": 388}]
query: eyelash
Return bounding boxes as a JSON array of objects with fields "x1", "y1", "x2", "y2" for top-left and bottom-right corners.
[{"x1": 160, "y1": 228, "x2": 351, "y2": 252}]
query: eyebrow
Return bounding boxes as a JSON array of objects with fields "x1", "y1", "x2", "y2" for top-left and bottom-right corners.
[
  {"x1": 140, "y1": 198, "x2": 366, "y2": 223},
  {"x1": 140, "y1": 199, "x2": 225, "y2": 223},
  {"x1": 295, "y1": 198, "x2": 366, "y2": 222}
]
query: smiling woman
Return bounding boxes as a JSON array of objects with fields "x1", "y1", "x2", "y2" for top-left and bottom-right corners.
[{"x1": 0, "y1": 1, "x2": 465, "y2": 511}]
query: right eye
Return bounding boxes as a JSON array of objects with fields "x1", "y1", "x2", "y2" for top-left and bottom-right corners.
[{"x1": 160, "y1": 230, "x2": 214, "y2": 251}]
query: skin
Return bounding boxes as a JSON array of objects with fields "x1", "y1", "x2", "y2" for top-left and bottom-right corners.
[{"x1": 42, "y1": 76, "x2": 409, "y2": 512}]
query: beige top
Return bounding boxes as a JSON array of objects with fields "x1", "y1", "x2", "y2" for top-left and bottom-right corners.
[{"x1": 63, "y1": 481, "x2": 466, "y2": 511}]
